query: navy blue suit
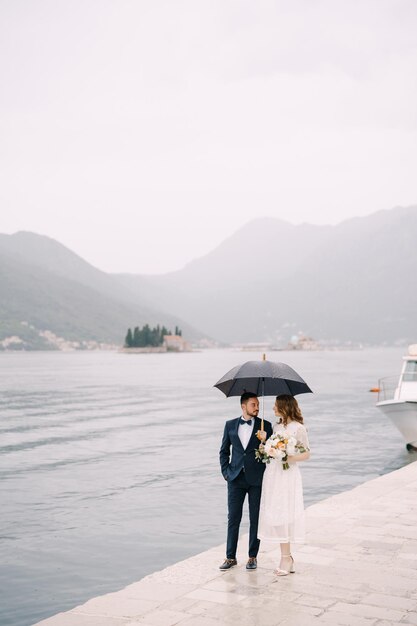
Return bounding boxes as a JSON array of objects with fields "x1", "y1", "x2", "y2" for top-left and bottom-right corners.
[{"x1": 219, "y1": 416, "x2": 273, "y2": 559}]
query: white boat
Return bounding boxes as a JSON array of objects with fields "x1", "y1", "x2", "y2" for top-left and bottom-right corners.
[{"x1": 376, "y1": 344, "x2": 417, "y2": 450}]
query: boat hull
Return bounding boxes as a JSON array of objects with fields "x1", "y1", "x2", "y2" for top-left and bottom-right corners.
[{"x1": 376, "y1": 400, "x2": 417, "y2": 445}]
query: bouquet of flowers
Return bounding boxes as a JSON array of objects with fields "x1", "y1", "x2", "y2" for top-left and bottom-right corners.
[{"x1": 255, "y1": 432, "x2": 308, "y2": 470}]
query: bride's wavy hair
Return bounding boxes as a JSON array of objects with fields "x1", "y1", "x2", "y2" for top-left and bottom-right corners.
[{"x1": 275, "y1": 395, "x2": 304, "y2": 426}]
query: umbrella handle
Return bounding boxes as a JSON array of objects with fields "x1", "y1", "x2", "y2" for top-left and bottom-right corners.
[{"x1": 261, "y1": 377, "x2": 265, "y2": 432}]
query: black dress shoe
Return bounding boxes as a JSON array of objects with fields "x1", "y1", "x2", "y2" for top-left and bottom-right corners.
[
  {"x1": 246, "y1": 557, "x2": 257, "y2": 570},
  {"x1": 219, "y1": 558, "x2": 237, "y2": 570}
]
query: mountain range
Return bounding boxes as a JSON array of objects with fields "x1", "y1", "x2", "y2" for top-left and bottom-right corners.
[
  {"x1": 0, "y1": 232, "x2": 203, "y2": 349},
  {"x1": 119, "y1": 205, "x2": 417, "y2": 345},
  {"x1": 0, "y1": 205, "x2": 416, "y2": 349}
]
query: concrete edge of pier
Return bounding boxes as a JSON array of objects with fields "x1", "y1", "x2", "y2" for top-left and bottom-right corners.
[{"x1": 33, "y1": 460, "x2": 417, "y2": 626}]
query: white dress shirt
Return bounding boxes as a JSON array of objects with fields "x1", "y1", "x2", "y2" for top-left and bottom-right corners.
[{"x1": 238, "y1": 417, "x2": 254, "y2": 450}]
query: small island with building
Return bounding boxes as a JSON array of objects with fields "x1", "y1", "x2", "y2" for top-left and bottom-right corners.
[{"x1": 121, "y1": 324, "x2": 192, "y2": 353}]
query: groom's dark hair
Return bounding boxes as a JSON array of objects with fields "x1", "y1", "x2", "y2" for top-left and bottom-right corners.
[{"x1": 240, "y1": 392, "x2": 258, "y2": 406}]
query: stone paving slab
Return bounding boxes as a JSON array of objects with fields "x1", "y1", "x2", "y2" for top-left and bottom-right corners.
[{"x1": 33, "y1": 460, "x2": 417, "y2": 626}]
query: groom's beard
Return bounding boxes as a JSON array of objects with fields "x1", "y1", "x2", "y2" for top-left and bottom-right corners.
[{"x1": 247, "y1": 410, "x2": 259, "y2": 418}]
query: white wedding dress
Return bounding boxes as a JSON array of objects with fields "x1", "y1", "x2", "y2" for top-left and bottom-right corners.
[{"x1": 258, "y1": 420, "x2": 310, "y2": 543}]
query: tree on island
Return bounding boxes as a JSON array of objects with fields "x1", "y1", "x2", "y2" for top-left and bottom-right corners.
[
  {"x1": 125, "y1": 328, "x2": 133, "y2": 347},
  {"x1": 124, "y1": 324, "x2": 182, "y2": 348}
]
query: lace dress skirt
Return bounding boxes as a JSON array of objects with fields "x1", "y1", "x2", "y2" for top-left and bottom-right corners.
[{"x1": 257, "y1": 423, "x2": 308, "y2": 543}]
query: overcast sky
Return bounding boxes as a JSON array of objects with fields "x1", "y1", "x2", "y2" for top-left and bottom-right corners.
[{"x1": 1, "y1": 1, "x2": 416, "y2": 274}]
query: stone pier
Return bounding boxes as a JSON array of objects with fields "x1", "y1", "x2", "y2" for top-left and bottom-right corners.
[{"x1": 34, "y1": 461, "x2": 417, "y2": 626}]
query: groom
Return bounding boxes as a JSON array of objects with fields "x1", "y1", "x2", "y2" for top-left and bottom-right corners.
[{"x1": 219, "y1": 392, "x2": 273, "y2": 570}]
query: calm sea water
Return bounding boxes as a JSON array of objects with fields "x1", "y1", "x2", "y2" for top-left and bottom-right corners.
[{"x1": 0, "y1": 348, "x2": 416, "y2": 626}]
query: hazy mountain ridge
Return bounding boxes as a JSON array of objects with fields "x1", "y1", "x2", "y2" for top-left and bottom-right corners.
[
  {"x1": 0, "y1": 231, "x2": 160, "y2": 310},
  {"x1": 119, "y1": 206, "x2": 417, "y2": 344},
  {"x1": 0, "y1": 234, "x2": 204, "y2": 349},
  {"x1": 1, "y1": 206, "x2": 415, "y2": 349},
  {"x1": 271, "y1": 207, "x2": 417, "y2": 343},
  {"x1": 116, "y1": 219, "x2": 333, "y2": 328}
]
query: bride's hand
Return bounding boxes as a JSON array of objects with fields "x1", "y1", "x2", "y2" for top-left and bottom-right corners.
[{"x1": 287, "y1": 455, "x2": 297, "y2": 464}]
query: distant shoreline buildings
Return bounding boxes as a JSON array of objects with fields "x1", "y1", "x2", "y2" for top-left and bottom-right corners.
[
  {"x1": 233, "y1": 333, "x2": 322, "y2": 352},
  {"x1": 285, "y1": 332, "x2": 321, "y2": 351}
]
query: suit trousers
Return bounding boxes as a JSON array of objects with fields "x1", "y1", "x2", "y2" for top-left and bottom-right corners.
[{"x1": 226, "y1": 470, "x2": 262, "y2": 559}]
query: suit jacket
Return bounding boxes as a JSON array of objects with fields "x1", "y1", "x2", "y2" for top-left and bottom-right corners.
[{"x1": 219, "y1": 416, "x2": 273, "y2": 486}]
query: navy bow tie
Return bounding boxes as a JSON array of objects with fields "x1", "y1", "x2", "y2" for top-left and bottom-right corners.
[{"x1": 240, "y1": 418, "x2": 253, "y2": 426}]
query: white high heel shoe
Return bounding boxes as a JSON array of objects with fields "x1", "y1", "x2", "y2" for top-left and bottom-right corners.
[{"x1": 274, "y1": 554, "x2": 295, "y2": 576}]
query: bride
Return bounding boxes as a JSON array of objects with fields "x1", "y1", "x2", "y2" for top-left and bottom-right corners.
[{"x1": 257, "y1": 394, "x2": 310, "y2": 576}]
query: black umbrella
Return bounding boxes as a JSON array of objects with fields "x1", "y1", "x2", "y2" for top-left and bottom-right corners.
[{"x1": 214, "y1": 355, "x2": 312, "y2": 429}]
